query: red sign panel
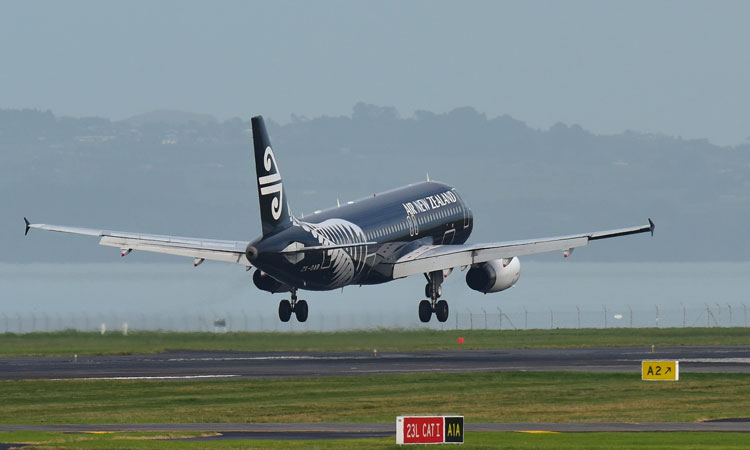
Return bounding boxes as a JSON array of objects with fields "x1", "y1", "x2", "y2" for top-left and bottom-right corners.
[{"x1": 401, "y1": 416, "x2": 443, "y2": 444}]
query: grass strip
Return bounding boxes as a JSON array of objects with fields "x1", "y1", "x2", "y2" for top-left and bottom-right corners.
[
  {"x1": 2, "y1": 328, "x2": 750, "y2": 357},
  {"x1": 2, "y1": 431, "x2": 750, "y2": 449},
  {"x1": 2, "y1": 372, "x2": 750, "y2": 424}
]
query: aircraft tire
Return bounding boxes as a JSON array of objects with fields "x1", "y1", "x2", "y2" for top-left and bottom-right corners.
[
  {"x1": 295, "y1": 300, "x2": 309, "y2": 322},
  {"x1": 418, "y1": 300, "x2": 432, "y2": 323},
  {"x1": 279, "y1": 299, "x2": 292, "y2": 322},
  {"x1": 435, "y1": 300, "x2": 449, "y2": 322}
]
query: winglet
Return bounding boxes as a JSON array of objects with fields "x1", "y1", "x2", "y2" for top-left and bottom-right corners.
[
  {"x1": 24, "y1": 217, "x2": 30, "y2": 236},
  {"x1": 648, "y1": 218, "x2": 655, "y2": 236}
]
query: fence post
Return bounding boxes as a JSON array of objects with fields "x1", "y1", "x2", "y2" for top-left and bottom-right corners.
[
  {"x1": 549, "y1": 309, "x2": 554, "y2": 329},
  {"x1": 705, "y1": 304, "x2": 711, "y2": 327},
  {"x1": 481, "y1": 308, "x2": 487, "y2": 330},
  {"x1": 603, "y1": 305, "x2": 607, "y2": 329},
  {"x1": 714, "y1": 302, "x2": 721, "y2": 327},
  {"x1": 681, "y1": 303, "x2": 686, "y2": 328},
  {"x1": 655, "y1": 305, "x2": 660, "y2": 328},
  {"x1": 728, "y1": 304, "x2": 733, "y2": 327},
  {"x1": 576, "y1": 306, "x2": 581, "y2": 329},
  {"x1": 628, "y1": 305, "x2": 633, "y2": 328}
]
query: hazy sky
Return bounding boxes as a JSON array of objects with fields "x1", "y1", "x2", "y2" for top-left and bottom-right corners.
[{"x1": 2, "y1": 1, "x2": 749, "y2": 145}]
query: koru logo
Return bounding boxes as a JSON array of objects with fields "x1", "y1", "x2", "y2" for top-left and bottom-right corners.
[{"x1": 258, "y1": 146, "x2": 283, "y2": 220}]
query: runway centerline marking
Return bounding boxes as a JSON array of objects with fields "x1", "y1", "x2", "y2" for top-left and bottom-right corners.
[
  {"x1": 679, "y1": 358, "x2": 750, "y2": 364},
  {"x1": 50, "y1": 375, "x2": 240, "y2": 381},
  {"x1": 164, "y1": 356, "x2": 376, "y2": 362}
]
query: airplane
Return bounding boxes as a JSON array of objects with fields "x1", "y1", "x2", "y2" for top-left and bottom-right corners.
[{"x1": 25, "y1": 115, "x2": 654, "y2": 323}]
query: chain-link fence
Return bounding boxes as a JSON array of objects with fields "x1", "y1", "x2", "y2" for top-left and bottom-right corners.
[{"x1": 2, "y1": 303, "x2": 748, "y2": 333}]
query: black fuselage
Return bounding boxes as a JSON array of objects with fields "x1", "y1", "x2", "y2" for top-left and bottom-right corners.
[{"x1": 251, "y1": 181, "x2": 473, "y2": 291}]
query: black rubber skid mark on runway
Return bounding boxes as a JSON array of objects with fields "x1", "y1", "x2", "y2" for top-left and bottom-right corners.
[{"x1": 704, "y1": 418, "x2": 750, "y2": 423}]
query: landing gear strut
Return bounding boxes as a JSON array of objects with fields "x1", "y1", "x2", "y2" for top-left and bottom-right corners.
[
  {"x1": 279, "y1": 288, "x2": 308, "y2": 322},
  {"x1": 418, "y1": 271, "x2": 449, "y2": 323}
]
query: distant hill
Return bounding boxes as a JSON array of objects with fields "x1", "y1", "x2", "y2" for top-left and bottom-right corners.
[
  {"x1": 120, "y1": 109, "x2": 217, "y2": 126},
  {"x1": 2, "y1": 104, "x2": 749, "y2": 262}
]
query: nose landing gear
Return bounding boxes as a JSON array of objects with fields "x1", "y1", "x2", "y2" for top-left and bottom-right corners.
[
  {"x1": 419, "y1": 271, "x2": 450, "y2": 323},
  {"x1": 278, "y1": 288, "x2": 308, "y2": 322}
]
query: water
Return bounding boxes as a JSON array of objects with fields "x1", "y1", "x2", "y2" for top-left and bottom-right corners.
[{"x1": 1, "y1": 261, "x2": 748, "y2": 332}]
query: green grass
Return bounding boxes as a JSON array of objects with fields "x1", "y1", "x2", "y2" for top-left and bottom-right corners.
[
  {"x1": 2, "y1": 431, "x2": 750, "y2": 449},
  {"x1": 2, "y1": 372, "x2": 750, "y2": 424},
  {"x1": 1, "y1": 328, "x2": 750, "y2": 357}
]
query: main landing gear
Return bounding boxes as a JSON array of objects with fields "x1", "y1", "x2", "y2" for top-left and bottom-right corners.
[
  {"x1": 418, "y1": 271, "x2": 449, "y2": 323},
  {"x1": 279, "y1": 288, "x2": 308, "y2": 322}
]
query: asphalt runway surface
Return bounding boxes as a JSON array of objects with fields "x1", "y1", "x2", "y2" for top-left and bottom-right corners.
[
  {"x1": 2, "y1": 421, "x2": 750, "y2": 437},
  {"x1": 2, "y1": 345, "x2": 750, "y2": 380}
]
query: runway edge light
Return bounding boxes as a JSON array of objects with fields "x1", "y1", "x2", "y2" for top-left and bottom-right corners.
[
  {"x1": 642, "y1": 360, "x2": 679, "y2": 381},
  {"x1": 396, "y1": 415, "x2": 464, "y2": 445}
]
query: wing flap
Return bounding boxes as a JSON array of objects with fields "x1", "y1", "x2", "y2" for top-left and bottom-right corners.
[
  {"x1": 392, "y1": 236, "x2": 588, "y2": 279},
  {"x1": 392, "y1": 220, "x2": 653, "y2": 279},
  {"x1": 27, "y1": 222, "x2": 250, "y2": 265},
  {"x1": 99, "y1": 237, "x2": 250, "y2": 264}
]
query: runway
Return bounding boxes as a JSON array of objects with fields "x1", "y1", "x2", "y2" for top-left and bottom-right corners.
[
  {"x1": 1, "y1": 421, "x2": 750, "y2": 437},
  {"x1": 3, "y1": 347, "x2": 750, "y2": 442},
  {"x1": 2, "y1": 345, "x2": 750, "y2": 380}
]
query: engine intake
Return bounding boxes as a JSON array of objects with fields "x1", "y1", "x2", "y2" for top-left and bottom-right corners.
[{"x1": 465, "y1": 257, "x2": 521, "y2": 293}]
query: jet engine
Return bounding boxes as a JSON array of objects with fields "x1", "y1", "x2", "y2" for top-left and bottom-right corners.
[
  {"x1": 253, "y1": 269, "x2": 291, "y2": 293},
  {"x1": 465, "y1": 257, "x2": 520, "y2": 293}
]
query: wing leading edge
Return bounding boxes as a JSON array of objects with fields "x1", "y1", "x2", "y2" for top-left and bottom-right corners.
[
  {"x1": 25, "y1": 219, "x2": 251, "y2": 266},
  {"x1": 391, "y1": 219, "x2": 654, "y2": 279}
]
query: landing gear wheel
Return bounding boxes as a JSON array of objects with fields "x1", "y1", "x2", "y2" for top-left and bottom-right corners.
[
  {"x1": 418, "y1": 300, "x2": 432, "y2": 323},
  {"x1": 295, "y1": 300, "x2": 309, "y2": 322},
  {"x1": 435, "y1": 300, "x2": 449, "y2": 322},
  {"x1": 278, "y1": 299, "x2": 292, "y2": 322}
]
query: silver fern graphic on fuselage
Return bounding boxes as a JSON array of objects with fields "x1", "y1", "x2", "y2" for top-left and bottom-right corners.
[{"x1": 294, "y1": 217, "x2": 368, "y2": 288}]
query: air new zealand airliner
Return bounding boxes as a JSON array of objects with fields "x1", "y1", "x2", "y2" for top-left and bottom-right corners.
[{"x1": 25, "y1": 116, "x2": 654, "y2": 323}]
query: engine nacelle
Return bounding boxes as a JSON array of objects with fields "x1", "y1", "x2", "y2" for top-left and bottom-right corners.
[
  {"x1": 465, "y1": 257, "x2": 521, "y2": 293},
  {"x1": 253, "y1": 269, "x2": 291, "y2": 294}
]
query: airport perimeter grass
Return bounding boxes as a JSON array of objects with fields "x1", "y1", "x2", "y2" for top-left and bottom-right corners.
[
  {"x1": 2, "y1": 372, "x2": 750, "y2": 424},
  {"x1": 2, "y1": 327, "x2": 750, "y2": 357},
  {"x1": 1, "y1": 431, "x2": 749, "y2": 450}
]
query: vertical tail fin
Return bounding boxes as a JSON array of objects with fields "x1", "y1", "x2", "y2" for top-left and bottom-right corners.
[{"x1": 252, "y1": 116, "x2": 292, "y2": 236}]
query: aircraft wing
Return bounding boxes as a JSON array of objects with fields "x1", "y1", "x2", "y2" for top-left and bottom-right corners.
[
  {"x1": 391, "y1": 219, "x2": 654, "y2": 279},
  {"x1": 24, "y1": 218, "x2": 251, "y2": 266}
]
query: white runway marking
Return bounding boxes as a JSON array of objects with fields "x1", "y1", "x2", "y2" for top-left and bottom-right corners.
[
  {"x1": 165, "y1": 356, "x2": 372, "y2": 362},
  {"x1": 679, "y1": 358, "x2": 750, "y2": 364},
  {"x1": 50, "y1": 375, "x2": 240, "y2": 381}
]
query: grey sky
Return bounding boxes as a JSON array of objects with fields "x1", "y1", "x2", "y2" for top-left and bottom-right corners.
[{"x1": 2, "y1": 0, "x2": 749, "y2": 145}]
